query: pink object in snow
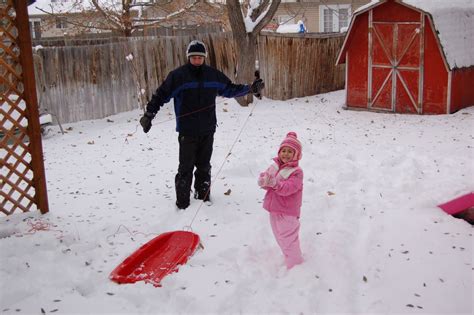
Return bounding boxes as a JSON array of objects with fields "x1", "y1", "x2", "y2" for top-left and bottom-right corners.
[{"x1": 438, "y1": 192, "x2": 474, "y2": 215}]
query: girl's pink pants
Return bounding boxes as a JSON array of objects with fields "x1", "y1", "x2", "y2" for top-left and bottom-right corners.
[{"x1": 270, "y1": 213, "x2": 303, "y2": 269}]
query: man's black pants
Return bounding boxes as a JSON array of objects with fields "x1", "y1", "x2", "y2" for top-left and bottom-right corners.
[{"x1": 175, "y1": 133, "x2": 213, "y2": 207}]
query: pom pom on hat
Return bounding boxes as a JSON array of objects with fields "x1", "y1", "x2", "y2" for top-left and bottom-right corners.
[
  {"x1": 279, "y1": 131, "x2": 302, "y2": 161},
  {"x1": 186, "y1": 40, "x2": 207, "y2": 58}
]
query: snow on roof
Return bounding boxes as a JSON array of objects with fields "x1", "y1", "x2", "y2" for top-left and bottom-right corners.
[
  {"x1": 276, "y1": 20, "x2": 306, "y2": 34},
  {"x1": 353, "y1": 0, "x2": 474, "y2": 69},
  {"x1": 405, "y1": 0, "x2": 474, "y2": 69},
  {"x1": 353, "y1": 0, "x2": 379, "y2": 14},
  {"x1": 28, "y1": 0, "x2": 89, "y2": 15}
]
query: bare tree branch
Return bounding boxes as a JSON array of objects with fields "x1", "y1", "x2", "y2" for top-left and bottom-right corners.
[
  {"x1": 37, "y1": 0, "x2": 226, "y2": 37},
  {"x1": 252, "y1": 0, "x2": 280, "y2": 35},
  {"x1": 90, "y1": 0, "x2": 123, "y2": 30}
]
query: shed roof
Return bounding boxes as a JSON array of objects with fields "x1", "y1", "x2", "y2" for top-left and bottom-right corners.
[{"x1": 340, "y1": 0, "x2": 474, "y2": 69}]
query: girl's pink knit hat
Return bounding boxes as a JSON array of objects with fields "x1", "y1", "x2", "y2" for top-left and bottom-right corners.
[{"x1": 279, "y1": 132, "x2": 302, "y2": 161}]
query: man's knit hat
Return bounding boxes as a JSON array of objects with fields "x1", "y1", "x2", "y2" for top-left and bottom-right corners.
[
  {"x1": 279, "y1": 132, "x2": 302, "y2": 161},
  {"x1": 186, "y1": 40, "x2": 207, "y2": 58}
]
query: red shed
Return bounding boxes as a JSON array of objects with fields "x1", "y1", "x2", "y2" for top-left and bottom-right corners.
[{"x1": 336, "y1": 0, "x2": 474, "y2": 114}]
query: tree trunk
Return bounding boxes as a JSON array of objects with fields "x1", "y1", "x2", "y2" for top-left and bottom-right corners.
[
  {"x1": 226, "y1": 1, "x2": 256, "y2": 106},
  {"x1": 226, "y1": 0, "x2": 280, "y2": 106},
  {"x1": 123, "y1": 3, "x2": 132, "y2": 37},
  {"x1": 234, "y1": 34, "x2": 257, "y2": 106}
]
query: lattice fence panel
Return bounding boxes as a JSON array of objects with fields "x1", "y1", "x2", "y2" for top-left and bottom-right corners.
[{"x1": 1, "y1": 0, "x2": 49, "y2": 215}]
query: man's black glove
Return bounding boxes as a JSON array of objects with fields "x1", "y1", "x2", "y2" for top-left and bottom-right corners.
[
  {"x1": 140, "y1": 111, "x2": 155, "y2": 133},
  {"x1": 250, "y1": 78, "x2": 264, "y2": 99}
]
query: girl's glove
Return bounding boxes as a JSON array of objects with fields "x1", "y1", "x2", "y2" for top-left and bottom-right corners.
[
  {"x1": 265, "y1": 175, "x2": 276, "y2": 188},
  {"x1": 258, "y1": 173, "x2": 267, "y2": 187},
  {"x1": 258, "y1": 173, "x2": 276, "y2": 188}
]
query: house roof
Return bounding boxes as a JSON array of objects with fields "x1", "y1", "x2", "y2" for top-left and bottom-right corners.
[
  {"x1": 29, "y1": 0, "x2": 90, "y2": 15},
  {"x1": 338, "y1": 0, "x2": 474, "y2": 69}
]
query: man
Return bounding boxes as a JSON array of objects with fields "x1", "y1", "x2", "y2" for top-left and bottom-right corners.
[{"x1": 140, "y1": 40, "x2": 264, "y2": 210}]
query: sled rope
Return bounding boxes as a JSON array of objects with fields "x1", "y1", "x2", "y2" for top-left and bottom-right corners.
[
  {"x1": 124, "y1": 100, "x2": 227, "y2": 144},
  {"x1": 187, "y1": 98, "x2": 260, "y2": 228},
  {"x1": 106, "y1": 224, "x2": 160, "y2": 243},
  {"x1": 14, "y1": 218, "x2": 64, "y2": 239}
]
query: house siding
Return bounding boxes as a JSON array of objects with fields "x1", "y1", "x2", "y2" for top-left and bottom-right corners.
[
  {"x1": 274, "y1": 0, "x2": 370, "y2": 33},
  {"x1": 28, "y1": 13, "x2": 113, "y2": 39}
]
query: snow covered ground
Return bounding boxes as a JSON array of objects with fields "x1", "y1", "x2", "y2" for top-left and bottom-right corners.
[{"x1": 1, "y1": 90, "x2": 472, "y2": 314}]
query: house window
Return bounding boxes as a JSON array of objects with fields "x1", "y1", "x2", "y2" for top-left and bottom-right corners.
[
  {"x1": 29, "y1": 20, "x2": 41, "y2": 39},
  {"x1": 319, "y1": 4, "x2": 351, "y2": 32},
  {"x1": 323, "y1": 8, "x2": 333, "y2": 32},
  {"x1": 56, "y1": 17, "x2": 68, "y2": 29},
  {"x1": 338, "y1": 8, "x2": 349, "y2": 30}
]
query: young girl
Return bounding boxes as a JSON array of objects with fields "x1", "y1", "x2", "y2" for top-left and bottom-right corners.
[{"x1": 258, "y1": 132, "x2": 304, "y2": 269}]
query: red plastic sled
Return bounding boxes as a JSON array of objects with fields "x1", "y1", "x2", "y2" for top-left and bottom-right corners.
[
  {"x1": 109, "y1": 231, "x2": 200, "y2": 287},
  {"x1": 438, "y1": 192, "x2": 474, "y2": 215}
]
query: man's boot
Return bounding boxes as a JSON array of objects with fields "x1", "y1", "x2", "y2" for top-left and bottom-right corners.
[
  {"x1": 194, "y1": 180, "x2": 210, "y2": 202},
  {"x1": 175, "y1": 173, "x2": 191, "y2": 209}
]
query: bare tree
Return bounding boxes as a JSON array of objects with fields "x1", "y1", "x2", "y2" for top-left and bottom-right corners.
[
  {"x1": 33, "y1": 0, "x2": 226, "y2": 37},
  {"x1": 226, "y1": 0, "x2": 280, "y2": 106}
]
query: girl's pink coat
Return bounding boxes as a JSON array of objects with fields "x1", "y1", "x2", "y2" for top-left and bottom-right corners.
[{"x1": 260, "y1": 158, "x2": 303, "y2": 218}]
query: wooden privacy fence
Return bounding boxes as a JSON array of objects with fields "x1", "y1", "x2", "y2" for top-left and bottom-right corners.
[
  {"x1": 143, "y1": 24, "x2": 224, "y2": 37},
  {"x1": 33, "y1": 32, "x2": 345, "y2": 124},
  {"x1": 31, "y1": 24, "x2": 224, "y2": 47},
  {"x1": 1, "y1": 0, "x2": 49, "y2": 215},
  {"x1": 32, "y1": 36, "x2": 129, "y2": 47},
  {"x1": 33, "y1": 33, "x2": 237, "y2": 124},
  {"x1": 258, "y1": 33, "x2": 345, "y2": 100}
]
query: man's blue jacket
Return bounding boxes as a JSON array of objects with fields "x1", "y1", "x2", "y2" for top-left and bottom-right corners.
[{"x1": 146, "y1": 62, "x2": 250, "y2": 136}]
